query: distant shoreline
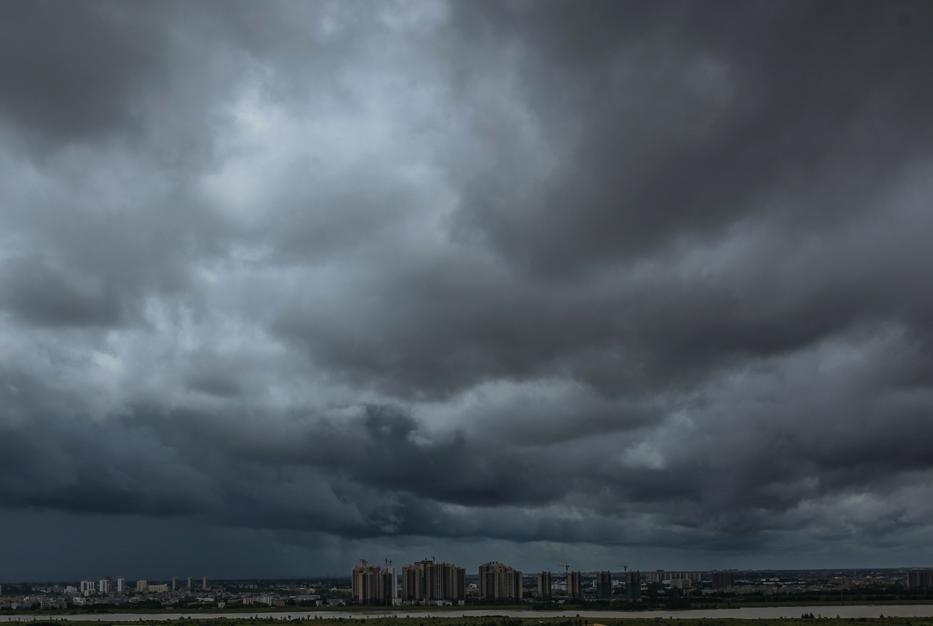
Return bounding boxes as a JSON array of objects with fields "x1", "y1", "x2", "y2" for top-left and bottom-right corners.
[
  {"x1": 8, "y1": 599, "x2": 933, "y2": 617},
  {"x1": 6, "y1": 605, "x2": 933, "y2": 622}
]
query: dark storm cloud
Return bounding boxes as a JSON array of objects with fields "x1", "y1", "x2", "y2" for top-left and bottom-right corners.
[
  {"x1": 447, "y1": 0, "x2": 933, "y2": 275},
  {"x1": 0, "y1": 1, "x2": 161, "y2": 141},
  {"x1": 0, "y1": 257, "x2": 125, "y2": 327},
  {"x1": 2, "y1": 0, "x2": 933, "y2": 576}
]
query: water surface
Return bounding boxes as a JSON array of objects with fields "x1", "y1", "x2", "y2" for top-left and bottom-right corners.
[{"x1": 3, "y1": 605, "x2": 933, "y2": 622}]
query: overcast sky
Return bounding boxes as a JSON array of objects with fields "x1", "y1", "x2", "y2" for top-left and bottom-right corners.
[{"x1": 2, "y1": 0, "x2": 933, "y2": 582}]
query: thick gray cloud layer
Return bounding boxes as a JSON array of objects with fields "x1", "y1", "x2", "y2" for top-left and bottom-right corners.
[{"x1": 2, "y1": 0, "x2": 933, "y2": 578}]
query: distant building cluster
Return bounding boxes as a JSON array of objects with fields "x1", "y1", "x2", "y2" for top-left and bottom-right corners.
[
  {"x1": 72, "y1": 575, "x2": 209, "y2": 599},
  {"x1": 341, "y1": 564, "x2": 933, "y2": 606},
  {"x1": 348, "y1": 559, "x2": 697, "y2": 605},
  {"x1": 0, "y1": 577, "x2": 339, "y2": 612},
  {"x1": 350, "y1": 558, "x2": 467, "y2": 606},
  {"x1": 4, "y1": 566, "x2": 933, "y2": 612},
  {"x1": 69, "y1": 574, "x2": 212, "y2": 607}
]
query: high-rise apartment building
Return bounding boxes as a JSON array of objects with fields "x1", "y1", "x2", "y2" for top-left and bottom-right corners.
[
  {"x1": 536, "y1": 571, "x2": 552, "y2": 599},
  {"x1": 136, "y1": 580, "x2": 148, "y2": 593},
  {"x1": 352, "y1": 560, "x2": 398, "y2": 605},
  {"x1": 663, "y1": 571, "x2": 701, "y2": 589},
  {"x1": 908, "y1": 570, "x2": 933, "y2": 590},
  {"x1": 638, "y1": 570, "x2": 700, "y2": 588},
  {"x1": 597, "y1": 571, "x2": 612, "y2": 599},
  {"x1": 478, "y1": 561, "x2": 522, "y2": 601},
  {"x1": 402, "y1": 559, "x2": 465, "y2": 603},
  {"x1": 352, "y1": 561, "x2": 380, "y2": 604},
  {"x1": 624, "y1": 570, "x2": 641, "y2": 599},
  {"x1": 382, "y1": 564, "x2": 399, "y2": 603},
  {"x1": 116, "y1": 577, "x2": 125, "y2": 593},
  {"x1": 79, "y1": 580, "x2": 96, "y2": 596},
  {"x1": 98, "y1": 578, "x2": 111, "y2": 594},
  {"x1": 565, "y1": 571, "x2": 582, "y2": 600},
  {"x1": 202, "y1": 576, "x2": 208, "y2": 591},
  {"x1": 711, "y1": 571, "x2": 735, "y2": 590},
  {"x1": 171, "y1": 577, "x2": 177, "y2": 592}
]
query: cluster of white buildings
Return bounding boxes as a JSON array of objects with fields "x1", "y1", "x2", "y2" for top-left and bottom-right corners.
[
  {"x1": 78, "y1": 578, "x2": 124, "y2": 596},
  {"x1": 75, "y1": 576, "x2": 208, "y2": 597}
]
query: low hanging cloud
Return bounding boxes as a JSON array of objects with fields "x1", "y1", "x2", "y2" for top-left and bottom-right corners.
[{"x1": 2, "y1": 0, "x2": 933, "y2": 577}]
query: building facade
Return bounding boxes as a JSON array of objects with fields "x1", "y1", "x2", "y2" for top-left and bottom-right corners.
[
  {"x1": 536, "y1": 571, "x2": 552, "y2": 599},
  {"x1": 597, "y1": 571, "x2": 612, "y2": 599},
  {"x1": 624, "y1": 570, "x2": 641, "y2": 599},
  {"x1": 352, "y1": 560, "x2": 398, "y2": 605},
  {"x1": 711, "y1": 571, "x2": 735, "y2": 590},
  {"x1": 479, "y1": 561, "x2": 522, "y2": 601},
  {"x1": 907, "y1": 570, "x2": 933, "y2": 591},
  {"x1": 402, "y1": 559, "x2": 464, "y2": 603},
  {"x1": 565, "y1": 571, "x2": 582, "y2": 600}
]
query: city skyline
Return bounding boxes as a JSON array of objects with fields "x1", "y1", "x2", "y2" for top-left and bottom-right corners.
[
  {"x1": 4, "y1": 561, "x2": 933, "y2": 617},
  {"x1": 4, "y1": 564, "x2": 933, "y2": 610},
  {"x1": 3, "y1": 0, "x2": 933, "y2": 581}
]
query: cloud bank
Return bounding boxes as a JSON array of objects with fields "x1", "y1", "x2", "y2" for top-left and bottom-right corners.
[{"x1": 2, "y1": 0, "x2": 933, "y2": 578}]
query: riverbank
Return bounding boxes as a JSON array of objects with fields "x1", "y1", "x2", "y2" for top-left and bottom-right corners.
[
  {"x1": 5, "y1": 605, "x2": 933, "y2": 622},
  {"x1": 9, "y1": 599, "x2": 933, "y2": 618}
]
